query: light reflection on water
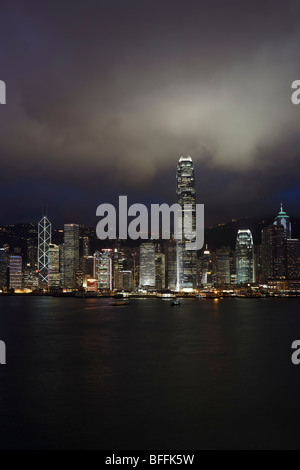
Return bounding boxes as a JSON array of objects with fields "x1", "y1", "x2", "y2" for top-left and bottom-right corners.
[{"x1": 0, "y1": 297, "x2": 299, "y2": 449}]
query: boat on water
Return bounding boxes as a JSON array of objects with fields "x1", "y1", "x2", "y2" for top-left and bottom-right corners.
[
  {"x1": 113, "y1": 299, "x2": 129, "y2": 306},
  {"x1": 112, "y1": 293, "x2": 129, "y2": 306},
  {"x1": 171, "y1": 298, "x2": 180, "y2": 306}
]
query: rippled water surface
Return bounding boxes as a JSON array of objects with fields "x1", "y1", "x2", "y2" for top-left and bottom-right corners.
[{"x1": 0, "y1": 297, "x2": 300, "y2": 449}]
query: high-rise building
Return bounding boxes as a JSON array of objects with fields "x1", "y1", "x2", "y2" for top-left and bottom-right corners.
[
  {"x1": 64, "y1": 224, "x2": 79, "y2": 289},
  {"x1": 286, "y1": 239, "x2": 300, "y2": 279},
  {"x1": 27, "y1": 241, "x2": 37, "y2": 269},
  {"x1": 38, "y1": 215, "x2": 51, "y2": 286},
  {"x1": 48, "y1": 244, "x2": 61, "y2": 289},
  {"x1": 167, "y1": 239, "x2": 177, "y2": 291},
  {"x1": 9, "y1": 255, "x2": 22, "y2": 290},
  {"x1": 119, "y1": 270, "x2": 133, "y2": 290},
  {"x1": 81, "y1": 255, "x2": 94, "y2": 278},
  {"x1": 94, "y1": 250, "x2": 112, "y2": 291},
  {"x1": 261, "y1": 205, "x2": 294, "y2": 283},
  {"x1": 176, "y1": 156, "x2": 197, "y2": 291},
  {"x1": 0, "y1": 248, "x2": 8, "y2": 290},
  {"x1": 23, "y1": 268, "x2": 39, "y2": 290},
  {"x1": 200, "y1": 246, "x2": 212, "y2": 286},
  {"x1": 261, "y1": 224, "x2": 286, "y2": 281},
  {"x1": 155, "y1": 252, "x2": 166, "y2": 289},
  {"x1": 235, "y1": 229, "x2": 255, "y2": 284},
  {"x1": 139, "y1": 242, "x2": 155, "y2": 288},
  {"x1": 215, "y1": 247, "x2": 231, "y2": 286},
  {"x1": 82, "y1": 237, "x2": 90, "y2": 257},
  {"x1": 274, "y1": 203, "x2": 291, "y2": 239}
]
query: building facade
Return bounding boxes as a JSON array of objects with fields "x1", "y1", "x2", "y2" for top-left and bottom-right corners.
[
  {"x1": 139, "y1": 242, "x2": 156, "y2": 288},
  {"x1": 176, "y1": 156, "x2": 197, "y2": 291},
  {"x1": 63, "y1": 224, "x2": 80, "y2": 289},
  {"x1": 9, "y1": 255, "x2": 22, "y2": 290},
  {"x1": 236, "y1": 229, "x2": 255, "y2": 284},
  {"x1": 38, "y1": 215, "x2": 52, "y2": 287}
]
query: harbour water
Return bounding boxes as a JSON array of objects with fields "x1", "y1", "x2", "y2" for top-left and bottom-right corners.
[{"x1": 0, "y1": 297, "x2": 300, "y2": 449}]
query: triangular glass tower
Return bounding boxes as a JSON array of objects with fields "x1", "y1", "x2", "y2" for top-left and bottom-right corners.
[{"x1": 38, "y1": 215, "x2": 52, "y2": 285}]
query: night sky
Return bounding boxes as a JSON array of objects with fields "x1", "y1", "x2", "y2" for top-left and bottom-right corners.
[{"x1": 0, "y1": 0, "x2": 300, "y2": 227}]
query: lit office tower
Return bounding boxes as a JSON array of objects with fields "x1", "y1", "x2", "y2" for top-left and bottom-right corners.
[
  {"x1": 64, "y1": 224, "x2": 80, "y2": 289},
  {"x1": 176, "y1": 156, "x2": 197, "y2": 291},
  {"x1": 0, "y1": 248, "x2": 7, "y2": 290},
  {"x1": 139, "y1": 242, "x2": 155, "y2": 288},
  {"x1": 82, "y1": 237, "x2": 90, "y2": 257},
  {"x1": 38, "y1": 215, "x2": 52, "y2": 286},
  {"x1": 93, "y1": 250, "x2": 112, "y2": 291},
  {"x1": 167, "y1": 240, "x2": 177, "y2": 291},
  {"x1": 215, "y1": 248, "x2": 231, "y2": 286},
  {"x1": 48, "y1": 244, "x2": 61, "y2": 289},
  {"x1": 119, "y1": 271, "x2": 133, "y2": 290},
  {"x1": 261, "y1": 224, "x2": 286, "y2": 281},
  {"x1": 9, "y1": 255, "x2": 22, "y2": 290},
  {"x1": 274, "y1": 203, "x2": 291, "y2": 239},
  {"x1": 201, "y1": 246, "x2": 212, "y2": 286},
  {"x1": 155, "y1": 252, "x2": 166, "y2": 289},
  {"x1": 286, "y1": 238, "x2": 300, "y2": 279},
  {"x1": 236, "y1": 230, "x2": 255, "y2": 284}
]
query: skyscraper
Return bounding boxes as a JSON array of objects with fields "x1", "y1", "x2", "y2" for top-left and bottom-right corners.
[
  {"x1": 176, "y1": 156, "x2": 197, "y2": 291},
  {"x1": 155, "y1": 252, "x2": 166, "y2": 289},
  {"x1": 9, "y1": 255, "x2": 22, "y2": 290},
  {"x1": 215, "y1": 247, "x2": 231, "y2": 286},
  {"x1": 94, "y1": 250, "x2": 112, "y2": 291},
  {"x1": 274, "y1": 203, "x2": 291, "y2": 239},
  {"x1": 139, "y1": 242, "x2": 155, "y2": 288},
  {"x1": 286, "y1": 238, "x2": 300, "y2": 279},
  {"x1": 167, "y1": 239, "x2": 177, "y2": 291},
  {"x1": 0, "y1": 248, "x2": 8, "y2": 291},
  {"x1": 236, "y1": 229, "x2": 255, "y2": 284},
  {"x1": 48, "y1": 244, "x2": 61, "y2": 289},
  {"x1": 261, "y1": 205, "x2": 294, "y2": 282},
  {"x1": 38, "y1": 215, "x2": 52, "y2": 286},
  {"x1": 64, "y1": 224, "x2": 80, "y2": 289},
  {"x1": 82, "y1": 236, "x2": 90, "y2": 257},
  {"x1": 261, "y1": 224, "x2": 286, "y2": 281}
]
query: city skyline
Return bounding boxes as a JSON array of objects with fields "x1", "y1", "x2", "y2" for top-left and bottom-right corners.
[{"x1": 0, "y1": 161, "x2": 299, "y2": 294}]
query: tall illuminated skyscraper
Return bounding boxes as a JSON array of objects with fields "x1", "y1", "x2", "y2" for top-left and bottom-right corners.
[
  {"x1": 93, "y1": 250, "x2": 112, "y2": 291},
  {"x1": 82, "y1": 237, "x2": 90, "y2": 256},
  {"x1": 48, "y1": 244, "x2": 61, "y2": 289},
  {"x1": 236, "y1": 229, "x2": 255, "y2": 284},
  {"x1": 215, "y1": 247, "x2": 231, "y2": 285},
  {"x1": 155, "y1": 252, "x2": 166, "y2": 289},
  {"x1": 176, "y1": 156, "x2": 197, "y2": 291},
  {"x1": 274, "y1": 203, "x2": 291, "y2": 239},
  {"x1": 201, "y1": 245, "x2": 212, "y2": 286},
  {"x1": 38, "y1": 215, "x2": 52, "y2": 286},
  {"x1": 64, "y1": 224, "x2": 80, "y2": 289},
  {"x1": 139, "y1": 242, "x2": 155, "y2": 288},
  {"x1": 9, "y1": 255, "x2": 22, "y2": 290}
]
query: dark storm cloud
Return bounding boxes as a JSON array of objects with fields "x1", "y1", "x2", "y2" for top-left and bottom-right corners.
[{"x1": 0, "y1": 0, "x2": 300, "y2": 225}]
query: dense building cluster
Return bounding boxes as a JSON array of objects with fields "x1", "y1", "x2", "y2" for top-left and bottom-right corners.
[{"x1": 0, "y1": 158, "x2": 299, "y2": 295}]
